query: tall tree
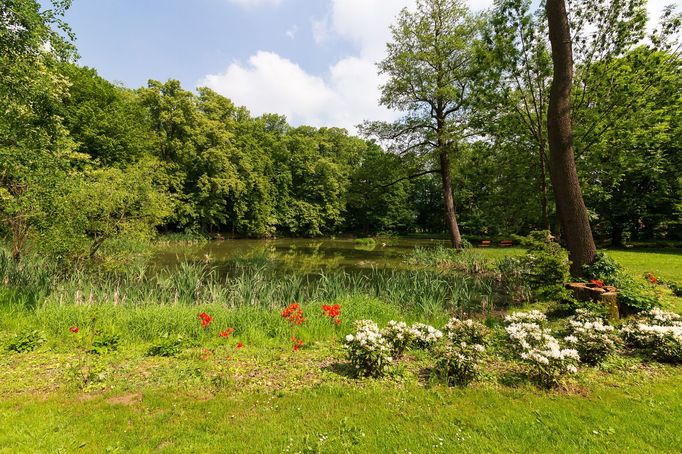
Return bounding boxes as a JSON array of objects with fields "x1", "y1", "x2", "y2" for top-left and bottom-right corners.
[
  {"x1": 363, "y1": 0, "x2": 480, "y2": 248},
  {"x1": 545, "y1": 0, "x2": 596, "y2": 275}
]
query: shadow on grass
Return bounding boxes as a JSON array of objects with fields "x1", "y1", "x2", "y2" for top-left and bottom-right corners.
[{"x1": 321, "y1": 361, "x2": 357, "y2": 379}]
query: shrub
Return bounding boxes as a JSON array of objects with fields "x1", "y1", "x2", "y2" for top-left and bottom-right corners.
[
  {"x1": 582, "y1": 252, "x2": 621, "y2": 283},
  {"x1": 344, "y1": 323, "x2": 393, "y2": 378},
  {"x1": 433, "y1": 341, "x2": 486, "y2": 386},
  {"x1": 505, "y1": 312, "x2": 580, "y2": 387},
  {"x1": 583, "y1": 252, "x2": 660, "y2": 312},
  {"x1": 496, "y1": 256, "x2": 533, "y2": 304},
  {"x1": 443, "y1": 317, "x2": 489, "y2": 346},
  {"x1": 381, "y1": 321, "x2": 416, "y2": 357},
  {"x1": 504, "y1": 310, "x2": 547, "y2": 326},
  {"x1": 520, "y1": 231, "x2": 571, "y2": 292},
  {"x1": 88, "y1": 332, "x2": 120, "y2": 355},
  {"x1": 621, "y1": 309, "x2": 682, "y2": 364},
  {"x1": 564, "y1": 310, "x2": 617, "y2": 365},
  {"x1": 146, "y1": 334, "x2": 186, "y2": 357},
  {"x1": 410, "y1": 323, "x2": 443, "y2": 349},
  {"x1": 6, "y1": 330, "x2": 45, "y2": 353}
]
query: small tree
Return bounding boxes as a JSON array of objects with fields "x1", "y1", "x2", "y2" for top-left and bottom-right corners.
[{"x1": 363, "y1": 0, "x2": 480, "y2": 248}]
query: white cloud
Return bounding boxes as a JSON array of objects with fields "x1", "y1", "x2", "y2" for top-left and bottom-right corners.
[
  {"x1": 200, "y1": 51, "x2": 396, "y2": 131},
  {"x1": 202, "y1": 0, "x2": 671, "y2": 133},
  {"x1": 226, "y1": 0, "x2": 282, "y2": 7},
  {"x1": 285, "y1": 25, "x2": 298, "y2": 39}
]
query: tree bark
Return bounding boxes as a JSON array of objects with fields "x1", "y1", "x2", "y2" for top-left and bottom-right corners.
[
  {"x1": 545, "y1": 0, "x2": 596, "y2": 276},
  {"x1": 439, "y1": 150, "x2": 463, "y2": 249},
  {"x1": 539, "y1": 142, "x2": 550, "y2": 231},
  {"x1": 611, "y1": 223, "x2": 624, "y2": 248}
]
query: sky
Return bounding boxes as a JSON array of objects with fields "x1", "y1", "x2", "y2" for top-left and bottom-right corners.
[{"x1": 56, "y1": 0, "x2": 674, "y2": 132}]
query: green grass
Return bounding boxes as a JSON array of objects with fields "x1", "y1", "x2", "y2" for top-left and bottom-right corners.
[
  {"x1": 1, "y1": 246, "x2": 681, "y2": 452},
  {"x1": 1, "y1": 346, "x2": 681, "y2": 452}
]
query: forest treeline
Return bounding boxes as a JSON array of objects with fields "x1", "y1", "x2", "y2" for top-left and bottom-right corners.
[{"x1": 1, "y1": 0, "x2": 681, "y2": 265}]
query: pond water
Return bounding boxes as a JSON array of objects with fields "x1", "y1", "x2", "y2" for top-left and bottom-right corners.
[{"x1": 153, "y1": 237, "x2": 453, "y2": 273}]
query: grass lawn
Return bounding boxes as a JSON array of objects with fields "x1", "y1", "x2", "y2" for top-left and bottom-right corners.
[
  {"x1": 1, "y1": 247, "x2": 681, "y2": 453},
  {"x1": 1, "y1": 346, "x2": 682, "y2": 453}
]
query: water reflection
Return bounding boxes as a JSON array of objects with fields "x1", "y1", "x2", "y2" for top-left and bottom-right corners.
[{"x1": 153, "y1": 238, "x2": 449, "y2": 274}]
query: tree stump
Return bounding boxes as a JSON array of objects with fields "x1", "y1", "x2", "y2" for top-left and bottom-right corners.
[{"x1": 564, "y1": 283, "x2": 619, "y2": 319}]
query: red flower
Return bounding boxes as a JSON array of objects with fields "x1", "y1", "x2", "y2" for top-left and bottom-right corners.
[
  {"x1": 219, "y1": 327, "x2": 235, "y2": 338},
  {"x1": 646, "y1": 273, "x2": 658, "y2": 284},
  {"x1": 198, "y1": 312, "x2": 213, "y2": 328},
  {"x1": 235, "y1": 341, "x2": 244, "y2": 349},
  {"x1": 322, "y1": 304, "x2": 341, "y2": 325},
  {"x1": 291, "y1": 336, "x2": 304, "y2": 352},
  {"x1": 69, "y1": 325, "x2": 79, "y2": 333},
  {"x1": 281, "y1": 303, "x2": 306, "y2": 326},
  {"x1": 200, "y1": 348, "x2": 213, "y2": 360},
  {"x1": 590, "y1": 279, "x2": 605, "y2": 288}
]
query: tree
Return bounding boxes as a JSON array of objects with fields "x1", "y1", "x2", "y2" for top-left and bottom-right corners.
[
  {"x1": 545, "y1": 0, "x2": 596, "y2": 275},
  {"x1": 578, "y1": 48, "x2": 682, "y2": 244},
  {"x1": 479, "y1": 0, "x2": 553, "y2": 231},
  {"x1": 0, "y1": 0, "x2": 78, "y2": 261},
  {"x1": 363, "y1": 0, "x2": 480, "y2": 248}
]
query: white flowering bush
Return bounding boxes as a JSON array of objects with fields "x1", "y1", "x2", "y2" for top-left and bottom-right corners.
[
  {"x1": 444, "y1": 318, "x2": 489, "y2": 346},
  {"x1": 504, "y1": 310, "x2": 547, "y2": 326},
  {"x1": 621, "y1": 309, "x2": 682, "y2": 364},
  {"x1": 641, "y1": 308, "x2": 682, "y2": 326},
  {"x1": 410, "y1": 323, "x2": 443, "y2": 349},
  {"x1": 564, "y1": 310, "x2": 618, "y2": 365},
  {"x1": 354, "y1": 319, "x2": 380, "y2": 332},
  {"x1": 381, "y1": 321, "x2": 417, "y2": 357},
  {"x1": 434, "y1": 341, "x2": 487, "y2": 386},
  {"x1": 505, "y1": 311, "x2": 580, "y2": 387},
  {"x1": 344, "y1": 323, "x2": 393, "y2": 378}
]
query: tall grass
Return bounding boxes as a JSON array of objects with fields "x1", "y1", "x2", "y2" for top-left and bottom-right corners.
[{"x1": 1, "y1": 250, "x2": 501, "y2": 314}]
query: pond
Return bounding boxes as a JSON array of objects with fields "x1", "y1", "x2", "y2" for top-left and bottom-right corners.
[{"x1": 153, "y1": 237, "x2": 455, "y2": 274}]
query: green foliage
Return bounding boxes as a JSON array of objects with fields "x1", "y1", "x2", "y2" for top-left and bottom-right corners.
[
  {"x1": 5, "y1": 330, "x2": 45, "y2": 353},
  {"x1": 518, "y1": 231, "x2": 571, "y2": 299},
  {"x1": 146, "y1": 334, "x2": 186, "y2": 357},
  {"x1": 88, "y1": 332, "x2": 120, "y2": 355},
  {"x1": 584, "y1": 251, "x2": 660, "y2": 312}
]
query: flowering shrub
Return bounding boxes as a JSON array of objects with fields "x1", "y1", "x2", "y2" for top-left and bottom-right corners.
[
  {"x1": 354, "y1": 319, "x2": 379, "y2": 332},
  {"x1": 282, "y1": 303, "x2": 305, "y2": 326},
  {"x1": 641, "y1": 308, "x2": 682, "y2": 326},
  {"x1": 410, "y1": 323, "x2": 443, "y2": 349},
  {"x1": 321, "y1": 304, "x2": 341, "y2": 325},
  {"x1": 590, "y1": 279, "x2": 605, "y2": 288},
  {"x1": 344, "y1": 323, "x2": 392, "y2": 378},
  {"x1": 564, "y1": 310, "x2": 617, "y2": 365},
  {"x1": 381, "y1": 321, "x2": 417, "y2": 357},
  {"x1": 504, "y1": 310, "x2": 547, "y2": 326},
  {"x1": 291, "y1": 336, "x2": 304, "y2": 351},
  {"x1": 436, "y1": 318, "x2": 488, "y2": 386},
  {"x1": 621, "y1": 309, "x2": 682, "y2": 364},
  {"x1": 219, "y1": 327, "x2": 235, "y2": 339},
  {"x1": 198, "y1": 312, "x2": 213, "y2": 329},
  {"x1": 505, "y1": 311, "x2": 580, "y2": 387},
  {"x1": 433, "y1": 341, "x2": 486, "y2": 386},
  {"x1": 443, "y1": 318, "x2": 489, "y2": 346}
]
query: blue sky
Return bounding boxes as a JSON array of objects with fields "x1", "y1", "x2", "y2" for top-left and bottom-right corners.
[{"x1": 55, "y1": 0, "x2": 672, "y2": 131}]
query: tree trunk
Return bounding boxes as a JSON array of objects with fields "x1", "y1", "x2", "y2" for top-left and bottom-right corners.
[
  {"x1": 546, "y1": 0, "x2": 596, "y2": 276},
  {"x1": 439, "y1": 150, "x2": 463, "y2": 249},
  {"x1": 539, "y1": 142, "x2": 550, "y2": 231},
  {"x1": 611, "y1": 223, "x2": 624, "y2": 248}
]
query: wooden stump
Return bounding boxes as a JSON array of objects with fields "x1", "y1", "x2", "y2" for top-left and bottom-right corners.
[{"x1": 564, "y1": 282, "x2": 619, "y2": 319}]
